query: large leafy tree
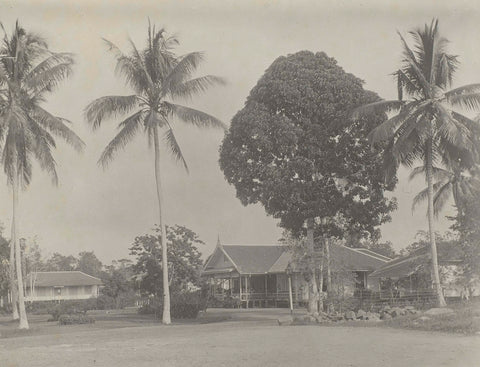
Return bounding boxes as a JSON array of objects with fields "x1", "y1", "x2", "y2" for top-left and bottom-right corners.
[
  {"x1": 129, "y1": 224, "x2": 204, "y2": 297},
  {"x1": 0, "y1": 22, "x2": 84, "y2": 328},
  {"x1": 353, "y1": 19, "x2": 480, "y2": 307},
  {"x1": 76, "y1": 251, "x2": 104, "y2": 278},
  {"x1": 219, "y1": 51, "x2": 396, "y2": 313},
  {"x1": 84, "y1": 24, "x2": 224, "y2": 324}
]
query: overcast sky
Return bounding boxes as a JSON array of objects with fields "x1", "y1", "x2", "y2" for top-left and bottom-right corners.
[{"x1": 0, "y1": 0, "x2": 478, "y2": 263}]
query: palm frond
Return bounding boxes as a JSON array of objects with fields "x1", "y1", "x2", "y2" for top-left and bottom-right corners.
[
  {"x1": 445, "y1": 83, "x2": 480, "y2": 98},
  {"x1": 397, "y1": 31, "x2": 432, "y2": 97},
  {"x1": 99, "y1": 110, "x2": 145, "y2": 168},
  {"x1": 163, "y1": 125, "x2": 188, "y2": 173},
  {"x1": 408, "y1": 165, "x2": 450, "y2": 181},
  {"x1": 432, "y1": 181, "x2": 453, "y2": 217},
  {"x1": 26, "y1": 115, "x2": 58, "y2": 185},
  {"x1": 167, "y1": 75, "x2": 226, "y2": 100},
  {"x1": 411, "y1": 181, "x2": 444, "y2": 213},
  {"x1": 351, "y1": 100, "x2": 404, "y2": 120},
  {"x1": 447, "y1": 92, "x2": 480, "y2": 111},
  {"x1": 167, "y1": 103, "x2": 226, "y2": 130},
  {"x1": 24, "y1": 52, "x2": 75, "y2": 94},
  {"x1": 103, "y1": 38, "x2": 149, "y2": 94},
  {"x1": 434, "y1": 102, "x2": 472, "y2": 149},
  {"x1": 32, "y1": 107, "x2": 84, "y2": 152},
  {"x1": 84, "y1": 95, "x2": 139, "y2": 129},
  {"x1": 162, "y1": 52, "x2": 204, "y2": 92}
]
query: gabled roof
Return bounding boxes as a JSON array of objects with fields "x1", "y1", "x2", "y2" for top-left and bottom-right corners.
[
  {"x1": 25, "y1": 271, "x2": 103, "y2": 287},
  {"x1": 203, "y1": 243, "x2": 388, "y2": 276},
  {"x1": 222, "y1": 245, "x2": 287, "y2": 274},
  {"x1": 324, "y1": 245, "x2": 390, "y2": 272},
  {"x1": 370, "y1": 243, "x2": 463, "y2": 279}
]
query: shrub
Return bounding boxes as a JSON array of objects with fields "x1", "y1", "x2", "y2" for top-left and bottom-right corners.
[
  {"x1": 58, "y1": 314, "x2": 95, "y2": 325},
  {"x1": 96, "y1": 295, "x2": 116, "y2": 310},
  {"x1": 47, "y1": 299, "x2": 98, "y2": 321},
  {"x1": 138, "y1": 291, "x2": 207, "y2": 319}
]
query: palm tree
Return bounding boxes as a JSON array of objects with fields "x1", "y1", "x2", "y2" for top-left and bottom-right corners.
[
  {"x1": 411, "y1": 164, "x2": 480, "y2": 217},
  {"x1": 0, "y1": 22, "x2": 84, "y2": 329},
  {"x1": 353, "y1": 19, "x2": 480, "y2": 307},
  {"x1": 84, "y1": 24, "x2": 225, "y2": 324}
]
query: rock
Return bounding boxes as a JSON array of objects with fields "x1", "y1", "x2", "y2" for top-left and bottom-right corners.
[
  {"x1": 405, "y1": 306, "x2": 415, "y2": 310},
  {"x1": 356, "y1": 309, "x2": 367, "y2": 320},
  {"x1": 345, "y1": 310, "x2": 356, "y2": 320},
  {"x1": 390, "y1": 307, "x2": 404, "y2": 317},
  {"x1": 417, "y1": 316, "x2": 431, "y2": 322},
  {"x1": 277, "y1": 315, "x2": 293, "y2": 326},
  {"x1": 380, "y1": 312, "x2": 392, "y2": 320},
  {"x1": 304, "y1": 315, "x2": 316, "y2": 323},
  {"x1": 424, "y1": 308, "x2": 454, "y2": 316}
]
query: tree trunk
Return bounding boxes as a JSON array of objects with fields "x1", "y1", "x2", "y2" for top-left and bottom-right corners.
[
  {"x1": 426, "y1": 138, "x2": 447, "y2": 307},
  {"x1": 12, "y1": 170, "x2": 29, "y2": 329},
  {"x1": 318, "y1": 241, "x2": 324, "y2": 312},
  {"x1": 325, "y1": 236, "x2": 333, "y2": 312},
  {"x1": 9, "y1": 239, "x2": 19, "y2": 320},
  {"x1": 325, "y1": 237, "x2": 332, "y2": 292},
  {"x1": 153, "y1": 126, "x2": 171, "y2": 324},
  {"x1": 306, "y1": 217, "x2": 319, "y2": 314}
]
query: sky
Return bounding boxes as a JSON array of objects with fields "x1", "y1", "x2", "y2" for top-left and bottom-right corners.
[{"x1": 0, "y1": 0, "x2": 478, "y2": 263}]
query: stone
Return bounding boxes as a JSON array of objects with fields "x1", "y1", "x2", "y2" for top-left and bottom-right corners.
[
  {"x1": 277, "y1": 315, "x2": 293, "y2": 326},
  {"x1": 356, "y1": 309, "x2": 367, "y2": 320},
  {"x1": 424, "y1": 308, "x2": 454, "y2": 316},
  {"x1": 345, "y1": 310, "x2": 356, "y2": 320},
  {"x1": 417, "y1": 316, "x2": 431, "y2": 322},
  {"x1": 380, "y1": 312, "x2": 392, "y2": 320},
  {"x1": 304, "y1": 315, "x2": 316, "y2": 323},
  {"x1": 390, "y1": 307, "x2": 404, "y2": 317}
]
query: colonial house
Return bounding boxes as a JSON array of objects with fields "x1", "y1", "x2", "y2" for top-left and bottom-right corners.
[
  {"x1": 24, "y1": 271, "x2": 103, "y2": 302},
  {"x1": 202, "y1": 242, "x2": 389, "y2": 308},
  {"x1": 369, "y1": 243, "x2": 479, "y2": 299}
]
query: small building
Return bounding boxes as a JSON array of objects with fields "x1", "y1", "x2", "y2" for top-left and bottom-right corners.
[
  {"x1": 202, "y1": 242, "x2": 389, "y2": 308},
  {"x1": 369, "y1": 243, "x2": 479, "y2": 299},
  {"x1": 25, "y1": 271, "x2": 103, "y2": 302}
]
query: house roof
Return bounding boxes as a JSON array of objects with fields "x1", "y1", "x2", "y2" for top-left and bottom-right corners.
[
  {"x1": 323, "y1": 245, "x2": 390, "y2": 272},
  {"x1": 203, "y1": 243, "x2": 389, "y2": 276},
  {"x1": 25, "y1": 271, "x2": 103, "y2": 287},
  {"x1": 369, "y1": 243, "x2": 463, "y2": 279},
  {"x1": 221, "y1": 245, "x2": 287, "y2": 274}
]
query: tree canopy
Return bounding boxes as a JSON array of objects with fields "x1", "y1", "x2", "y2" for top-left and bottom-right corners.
[
  {"x1": 219, "y1": 51, "x2": 396, "y2": 238},
  {"x1": 129, "y1": 224, "x2": 204, "y2": 297}
]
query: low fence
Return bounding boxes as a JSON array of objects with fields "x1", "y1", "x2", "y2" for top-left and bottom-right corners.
[{"x1": 353, "y1": 288, "x2": 438, "y2": 309}]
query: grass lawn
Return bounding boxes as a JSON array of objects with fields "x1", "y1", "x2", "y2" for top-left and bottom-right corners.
[
  {"x1": 1, "y1": 309, "x2": 478, "y2": 367},
  {"x1": 1, "y1": 301, "x2": 479, "y2": 339}
]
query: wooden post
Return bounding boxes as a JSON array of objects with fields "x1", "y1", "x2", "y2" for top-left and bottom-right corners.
[
  {"x1": 238, "y1": 276, "x2": 242, "y2": 308},
  {"x1": 288, "y1": 275, "x2": 294, "y2": 314},
  {"x1": 265, "y1": 274, "x2": 268, "y2": 307},
  {"x1": 246, "y1": 276, "x2": 249, "y2": 309}
]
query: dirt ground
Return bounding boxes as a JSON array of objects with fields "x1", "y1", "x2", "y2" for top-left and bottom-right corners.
[{"x1": 1, "y1": 309, "x2": 479, "y2": 367}]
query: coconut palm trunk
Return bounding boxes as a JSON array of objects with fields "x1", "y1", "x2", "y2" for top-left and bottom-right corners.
[
  {"x1": 306, "y1": 217, "x2": 319, "y2": 314},
  {"x1": 426, "y1": 138, "x2": 447, "y2": 307},
  {"x1": 9, "y1": 239, "x2": 19, "y2": 320},
  {"x1": 153, "y1": 126, "x2": 171, "y2": 324},
  {"x1": 12, "y1": 168, "x2": 28, "y2": 329}
]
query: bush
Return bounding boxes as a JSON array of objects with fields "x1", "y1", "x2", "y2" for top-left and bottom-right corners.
[
  {"x1": 138, "y1": 292, "x2": 207, "y2": 319},
  {"x1": 96, "y1": 295, "x2": 116, "y2": 310},
  {"x1": 47, "y1": 299, "x2": 98, "y2": 321},
  {"x1": 58, "y1": 314, "x2": 95, "y2": 325}
]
